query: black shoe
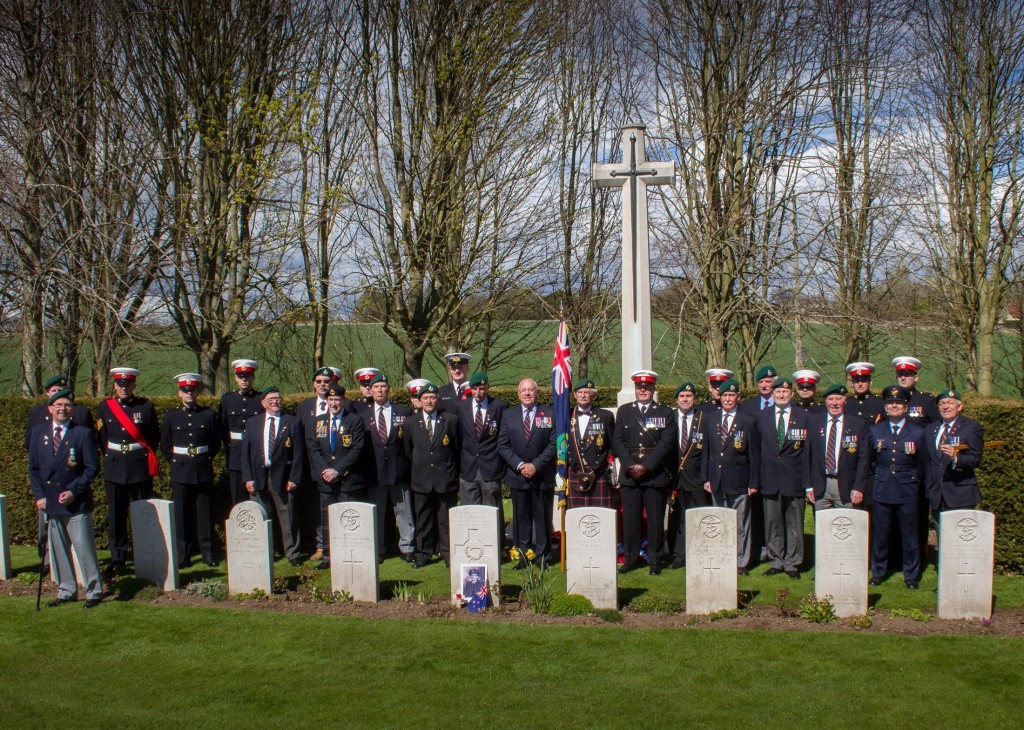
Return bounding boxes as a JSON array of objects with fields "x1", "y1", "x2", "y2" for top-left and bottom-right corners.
[
  {"x1": 289, "y1": 558, "x2": 303, "y2": 567},
  {"x1": 83, "y1": 598, "x2": 101, "y2": 609},
  {"x1": 412, "y1": 557, "x2": 429, "y2": 569},
  {"x1": 400, "y1": 553, "x2": 414, "y2": 563},
  {"x1": 315, "y1": 561, "x2": 330, "y2": 570},
  {"x1": 738, "y1": 568, "x2": 749, "y2": 576},
  {"x1": 869, "y1": 576, "x2": 884, "y2": 586},
  {"x1": 649, "y1": 562, "x2": 662, "y2": 576},
  {"x1": 786, "y1": 570, "x2": 801, "y2": 580},
  {"x1": 103, "y1": 562, "x2": 124, "y2": 578},
  {"x1": 905, "y1": 579, "x2": 919, "y2": 590},
  {"x1": 46, "y1": 597, "x2": 76, "y2": 608},
  {"x1": 669, "y1": 558, "x2": 686, "y2": 570},
  {"x1": 202, "y1": 557, "x2": 219, "y2": 568},
  {"x1": 618, "y1": 560, "x2": 640, "y2": 574},
  {"x1": 764, "y1": 567, "x2": 784, "y2": 576}
]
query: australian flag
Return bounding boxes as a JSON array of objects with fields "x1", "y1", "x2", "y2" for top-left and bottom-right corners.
[
  {"x1": 467, "y1": 583, "x2": 491, "y2": 613},
  {"x1": 552, "y1": 316, "x2": 572, "y2": 508}
]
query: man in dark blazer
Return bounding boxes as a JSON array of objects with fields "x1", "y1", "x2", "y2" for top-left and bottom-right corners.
[
  {"x1": 752, "y1": 376, "x2": 811, "y2": 579},
  {"x1": 297, "y1": 366, "x2": 338, "y2": 562},
  {"x1": 309, "y1": 383, "x2": 367, "y2": 568},
  {"x1": 925, "y1": 388, "x2": 984, "y2": 513},
  {"x1": 700, "y1": 378, "x2": 759, "y2": 574},
  {"x1": 161, "y1": 373, "x2": 221, "y2": 567},
  {"x1": 612, "y1": 370, "x2": 678, "y2": 575},
  {"x1": 667, "y1": 382, "x2": 709, "y2": 569},
  {"x1": 403, "y1": 382, "x2": 460, "y2": 568},
  {"x1": 565, "y1": 378, "x2": 615, "y2": 510},
  {"x1": 241, "y1": 386, "x2": 306, "y2": 565},
  {"x1": 24, "y1": 373, "x2": 95, "y2": 571},
  {"x1": 96, "y1": 367, "x2": 160, "y2": 575},
  {"x1": 456, "y1": 372, "x2": 507, "y2": 508},
  {"x1": 738, "y1": 365, "x2": 778, "y2": 417},
  {"x1": 497, "y1": 378, "x2": 557, "y2": 568},
  {"x1": 807, "y1": 385, "x2": 870, "y2": 511},
  {"x1": 28, "y1": 389, "x2": 104, "y2": 608},
  {"x1": 362, "y1": 372, "x2": 414, "y2": 561},
  {"x1": 869, "y1": 385, "x2": 927, "y2": 589}
]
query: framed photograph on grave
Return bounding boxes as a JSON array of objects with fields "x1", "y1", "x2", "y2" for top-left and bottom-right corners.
[{"x1": 461, "y1": 564, "x2": 487, "y2": 600}]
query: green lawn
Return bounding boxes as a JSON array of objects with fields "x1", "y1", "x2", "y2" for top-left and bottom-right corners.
[
  {"x1": 0, "y1": 598, "x2": 1021, "y2": 728},
  {"x1": 4, "y1": 319, "x2": 1023, "y2": 396}
]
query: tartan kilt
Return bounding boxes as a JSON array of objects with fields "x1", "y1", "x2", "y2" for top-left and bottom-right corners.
[{"x1": 567, "y1": 468, "x2": 617, "y2": 509}]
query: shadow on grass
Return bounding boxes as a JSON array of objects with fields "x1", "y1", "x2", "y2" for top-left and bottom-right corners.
[
  {"x1": 738, "y1": 589, "x2": 759, "y2": 608},
  {"x1": 868, "y1": 592, "x2": 882, "y2": 608},
  {"x1": 618, "y1": 587, "x2": 647, "y2": 608},
  {"x1": 380, "y1": 579, "x2": 423, "y2": 597}
]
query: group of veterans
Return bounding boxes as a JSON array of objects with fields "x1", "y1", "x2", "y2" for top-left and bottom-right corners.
[{"x1": 24, "y1": 352, "x2": 983, "y2": 608}]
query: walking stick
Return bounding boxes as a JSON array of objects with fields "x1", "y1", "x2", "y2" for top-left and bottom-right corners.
[{"x1": 36, "y1": 513, "x2": 49, "y2": 612}]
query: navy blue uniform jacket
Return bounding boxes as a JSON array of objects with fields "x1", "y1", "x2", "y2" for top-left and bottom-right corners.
[{"x1": 29, "y1": 422, "x2": 99, "y2": 516}]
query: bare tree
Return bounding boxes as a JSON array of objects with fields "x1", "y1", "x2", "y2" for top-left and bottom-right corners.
[
  {"x1": 908, "y1": 0, "x2": 1024, "y2": 394},
  {"x1": 647, "y1": 0, "x2": 824, "y2": 384},
  {"x1": 127, "y1": 0, "x2": 309, "y2": 392},
  {"x1": 352, "y1": 0, "x2": 557, "y2": 379}
]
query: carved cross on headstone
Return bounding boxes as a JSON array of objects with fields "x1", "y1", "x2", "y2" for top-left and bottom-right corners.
[
  {"x1": 702, "y1": 558, "x2": 721, "y2": 586},
  {"x1": 456, "y1": 527, "x2": 494, "y2": 561},
  {"x1": 343, "y1": 549, "x2": 363, "y2": 582},
  {"x1": 583, "y1": 557, "x2": 600, "y2": 586},
  {"x1": 593, "y1": 122, "x2": 675, "y2": 406},
  {"x1": 957, "y1": 561, "x2": 975, "y2": 596},
  {"x1": 833, "y1": 562, "x2": 851, "y2": 593}
]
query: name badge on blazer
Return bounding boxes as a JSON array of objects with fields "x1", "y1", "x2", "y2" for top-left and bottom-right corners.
[{"x1": 534, "y1": 416, "x2": 553, "y2": 428}]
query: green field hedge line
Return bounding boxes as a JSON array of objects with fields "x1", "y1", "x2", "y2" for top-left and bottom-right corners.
[{"x1": 3, "y1": 388, "x2": 1022, "y2": 572}]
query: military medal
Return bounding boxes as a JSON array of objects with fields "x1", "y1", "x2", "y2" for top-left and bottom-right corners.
[
  {"x1": 876, "y1": 439, "x2": 885, "y2": 451},
  {"x1": 904, "y1": 441, "x2": 916, "y2": 455},
  {"x1": 316, "y1": 421, "x2": 328, "y2": 438},
  {"x1": 397, "y1": 426, "x2": 404, "y2": 439},
  {"x1": 68, "y1": 448, "x2": 77, "y2": 467},
  {"x1": 733, "y1": 431, "x2": 744, "y2": 450}
]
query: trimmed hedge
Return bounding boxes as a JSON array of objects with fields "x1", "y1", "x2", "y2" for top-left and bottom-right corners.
[{"x1": 3, "y1": 388, "x2": 1022, "y2": 572}]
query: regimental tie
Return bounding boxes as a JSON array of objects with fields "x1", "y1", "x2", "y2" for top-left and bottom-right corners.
[
  {"x1": 680, "y1": 415, "x2": 690, "y2": 451},
  {"x1": 825, "y1": 417, "x2": 838, "y2": 474},
  {"x1": 268, "y1": 417, "x2": 277, "y2": 453},
  {"x1": 720, "y1": 414, "x2": 730, "y2": 443},
  {"x1": 776, "y1": 410, "x2": 786, "y2": 449},
  {"x1": 330, "y1": 415, "x2": 338, "y2": 451},
  {"x1": 892, "y1": 423, "x2": 900, "y2": 439},
  {"x1": 523, "y1": 407, "x2": 532, "y2": 441},
  {"x1": 377, "y1": 406, "x2": 388, "y2": 444},
  {"x1": 53, "y1": 424, "x2": 63, "y2": 455},
  {"x1": 427, "y1": 415, "x2": 435, "y2": 440},
  {"x1": 939, "y1": 423, "x2": 950, "y2": 448},
  {"x1": 475, "y1": 404, "x2": 485, "y2": 440}
]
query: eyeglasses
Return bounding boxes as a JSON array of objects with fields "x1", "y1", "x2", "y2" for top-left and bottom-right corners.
[{"x1": 313, "y1": 379, "x2": 332, "y2": 385}]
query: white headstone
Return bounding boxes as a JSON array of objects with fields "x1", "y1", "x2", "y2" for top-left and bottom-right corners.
[
  {"x1": 938, "y1": 509, "x2": 995, "y2": 620},
  {"x1": 685, "y1": 507, "x2": 738, "y2": 614},
  {"x1": 226, "y1": 500, "x2": 273, "y2": 595},
  {"x1": 0, "y1": 495, "x2": 11, "y2": 580},
  {"x1": 592, "y1": 122, "x2": 675, "y2": 406},
  {"x1": 328, "y1": 501, "x2": 378, "y2": 602},
  {"x1": 448, "y1": 505, "x2": 502, "y2": 606},
  {"x1": 131, "y1": 499, "x2": 179, "y2": 591},
  {"x1": 565, "y1": 507, "x2": 617, "y2": 610},
  {"x1": 814, "y1": 508, "x2": 868, "y2": 617}
]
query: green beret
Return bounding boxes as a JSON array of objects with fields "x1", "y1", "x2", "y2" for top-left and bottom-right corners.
[
  {"x1": 368, "y1": 372, "x2": 388, "y2": 386},
  {"x1": 44, "y1": 374, "x2": 68, "y2": 390},
  {"x1": 718, "y1": 378, "x2": 740, "y2": 394},
  {"x1": 47, "y1": 388, "x2": 73, "y2": 405},
  {"x1": 675, "y1": 381, "x2": 696, "y2": 397},
  {"x1": 573, "y1": 378, "x2": 595, "y2": 391},
  {"x1": 327, "y1": 384, "x2": 346, "y2": 398},
  {"x1": 469, "y1": 372, "x2": 489, "y2": 387},
  {"x1": 772, "y1": 376, "x2": 793, "y2": 389},
  {"x1": 823, "y1": 384, "x2": 847, "y2": 398},
  {"x1": 420, "y1": 382, "x2": 439, "y2": 394},
  {"x1": 755, "y1": 365, "x2": 778, "y2": 381},
  {"x1": 312, "y1": 366, "x2": 332, "y2": 380},
  {"x1": 936, "y1": 388, "x2": 962, "y2": 402},
  {"x1": 262, "y1": 386, "x2": 280, "y2": 398}
]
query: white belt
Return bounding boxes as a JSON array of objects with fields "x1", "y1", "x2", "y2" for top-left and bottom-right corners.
[
  {"x1": 230, "y1": 431, "x2": 244, "y2": 441},
  {"x1": 107, "y1": 441, "x2": 144, "y2": 452},
  {"x1": 172, "y1": 445, "x2": 210, "y2": 456}
]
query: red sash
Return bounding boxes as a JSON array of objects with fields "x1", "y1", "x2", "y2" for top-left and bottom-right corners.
[{"x1": 106, "y1": 398, "x2": 159, "y2": 477}]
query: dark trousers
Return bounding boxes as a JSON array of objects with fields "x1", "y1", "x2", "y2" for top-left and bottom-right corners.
[
  {"x1": 872, "y1": 500, "x2": 920, "y2": 580},
  {"x1": 412, "y1": 489, "x2": 457, "y2": 563},
  {"x1": 172, "y1": 481, "x2": 213, "y2": 562},
  {"x1": 510, "y1": 487, "x2": 554, "y2": 559},
  {"x1": 620, "y1": 485, "x2": 669, "y2": 566},
  {"x1": 319, "y1": 488, "x2": 368, "y2": 562},
  {"x1": 228, "y1": 470, "x2": 249, "y2": 507},
  {"x1": 256, "y1": 486, "x2": 302, "y2": 561},
  {"x1": 668, "y1": 489, "x2": 712, "y2": 561},
  {"x1": 105, "y1": 478, "x2": 153, "y2": 564}
]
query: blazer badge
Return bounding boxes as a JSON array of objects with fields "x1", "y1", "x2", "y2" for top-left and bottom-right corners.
[
  {"x1": 596, "y1": 434, "x2": 605, "y2": 448},
  {"x1": 342, "y1": 433, "x2": 353, "y2": 448},
  {"x1": 443, "y1": 433, "x2": 450, "y2": 446}
]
